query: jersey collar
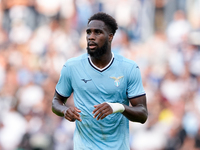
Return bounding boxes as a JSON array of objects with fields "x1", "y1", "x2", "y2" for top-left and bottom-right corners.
[{"x1": 88, "y1": 52, "x2": 114, "y2": 72}]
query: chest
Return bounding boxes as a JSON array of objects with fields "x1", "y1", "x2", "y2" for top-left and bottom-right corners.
[{"x1": 70, "y1": 64, "x2": 127, "y2": 97}]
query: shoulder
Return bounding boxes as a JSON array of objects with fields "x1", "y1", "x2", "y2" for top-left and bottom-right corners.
[
  {"x1": 64, "y1": 53, "x2": 88, "y2": 67},
  {"x1": 114, "y1": 53, "x2": 138, "y2": 68}
]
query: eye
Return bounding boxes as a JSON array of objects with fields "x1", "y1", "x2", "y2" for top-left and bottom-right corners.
[
  {"x1": 86, "y1": 30, "x2": 91, "y2": 35},
  {"x1": 95, "y1": 30, "x2": 101, "y2": 35}
]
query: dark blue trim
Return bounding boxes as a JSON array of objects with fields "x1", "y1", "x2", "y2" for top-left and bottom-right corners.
[
  {"x1": 128, "y1": 93, "x2": 146, "y2": 100},
  {"x1": 55, "y1": 89, "x2": 69, "y2": 99},
  {"x1": 88, "y1": 57, "x2": 114, "y2": 72}
]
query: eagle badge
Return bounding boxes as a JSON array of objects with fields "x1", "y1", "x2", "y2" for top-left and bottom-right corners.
[{"x1": 110, "y1": 76, "x2": 124, "y2": 87}]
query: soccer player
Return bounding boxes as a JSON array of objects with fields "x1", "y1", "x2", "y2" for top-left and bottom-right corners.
[{"x1": 52, "y1": 12, "x2": 148, "y2": 150}]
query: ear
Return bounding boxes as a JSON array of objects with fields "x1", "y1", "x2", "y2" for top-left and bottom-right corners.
[{"x1": 108, "y1": 33, "x2": 114, "y2": 42}]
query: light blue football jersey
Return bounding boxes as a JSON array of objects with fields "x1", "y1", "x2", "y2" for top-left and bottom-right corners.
[{"x1": 56, "y1": 53, "x2": 145, "y2": 150}]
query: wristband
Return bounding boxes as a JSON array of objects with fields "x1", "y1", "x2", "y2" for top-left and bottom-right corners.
[{"x1": 106, "y1": 102, "x2": 125, "y2": 113}]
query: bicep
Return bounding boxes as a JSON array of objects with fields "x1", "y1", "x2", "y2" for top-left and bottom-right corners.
[
  {"x1": 127, "y1": 65, "x2": 145, "y2": 99},
  {"x1": 53, "y1": 90, "x2": 68, "y2": 104},
  {"x1": 52, "y1": 90, "x2": 69, "y2": 117},
  {"x1": 129, "y1": 94, "x2": 147, "y2": 108},
  {"x1": 56, "y1": 63, "x2": 73, "y2": 97},
  {"x1": 123, "y1": 94, "x2": 148, "y2": 123}
]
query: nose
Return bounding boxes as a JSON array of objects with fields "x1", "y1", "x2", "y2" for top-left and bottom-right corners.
[{"x1": 88, "y1": 32, "x2": 95, "y2": 41}]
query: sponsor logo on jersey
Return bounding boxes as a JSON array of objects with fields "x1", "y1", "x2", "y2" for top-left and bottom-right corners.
[{"x1": 81, "y1": 79, "x2": 92, "y2": 83}]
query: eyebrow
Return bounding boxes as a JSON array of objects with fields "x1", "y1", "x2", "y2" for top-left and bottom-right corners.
[
  {"x1": 86, "y1": 28, "x2": 103, "y2": 32},
  {"x1": 86, "y1": 28, "x2": 102, "y2": 31},
  {"x1": 86, "y1": 29, "x2": 90, "y2": 32}
]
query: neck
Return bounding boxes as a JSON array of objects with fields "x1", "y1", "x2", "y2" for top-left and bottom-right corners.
[{"x1": 90, "y1": 52, "x2": 113, "y2": 69}]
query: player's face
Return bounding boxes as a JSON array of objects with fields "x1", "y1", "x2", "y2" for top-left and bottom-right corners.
[{"x1": 86, "y1": 20, "x2": 111, "y2": 58}]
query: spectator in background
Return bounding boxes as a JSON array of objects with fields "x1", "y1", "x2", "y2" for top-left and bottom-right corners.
[
  {"x1": 166, "y1": 10, "x2": 191, "y2": 47},
  {"x1": 0, "y1": 1, "x2": 200, "y2": 150}
]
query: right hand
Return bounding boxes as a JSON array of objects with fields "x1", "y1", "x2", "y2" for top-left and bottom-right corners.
[{"x1": 63, "y1": 107, "x2": 82, "y2": 122}]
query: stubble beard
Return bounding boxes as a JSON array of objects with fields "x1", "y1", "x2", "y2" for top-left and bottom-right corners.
[{"x1": 87, "y1": 40, "x2": 108, "y2": 59}]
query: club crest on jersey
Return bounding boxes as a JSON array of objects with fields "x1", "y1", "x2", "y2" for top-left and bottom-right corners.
[{"x1": 110, "y1": 76, "x2": 124, "y2": 87}]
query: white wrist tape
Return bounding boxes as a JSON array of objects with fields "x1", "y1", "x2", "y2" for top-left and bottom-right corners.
[{"x1": 106, "y1": 102, "x2": 125, "y2": 113}]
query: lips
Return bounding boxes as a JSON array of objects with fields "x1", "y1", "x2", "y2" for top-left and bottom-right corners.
[
  {"x1": 89, "y1": 45, "x2": 96, "y2": 49},
  {"x1": 88, "y1": 42, "x2": 97, "y2": 50}
]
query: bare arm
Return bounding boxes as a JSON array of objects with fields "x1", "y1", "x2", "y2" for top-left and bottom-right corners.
[
  {"x1": 92, "y1": 95, "x2": 148, "y2": 123},
  {"x1": 122, "y1": 95, "x2": 148, "y2": 123},
  {"x1": 52, "y1": 91, "x2": 68, "y2": 116},
  {"x1": 52, "y1": 91, "x2": 82, "y2": 122}
]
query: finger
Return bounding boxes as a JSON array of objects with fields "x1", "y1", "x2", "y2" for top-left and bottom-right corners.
[
  {"x1": 93, "y1": 105, "x2": 108, "y2": 118},
  {"x1": 93, "y1": 108, "x2": 103, "y2": 118},
  {"x1": 94, "y1": 104, "x2": 100, "y2": 108},
  {"x1": 97, "y1": 108, "x2": 112, "y2": 120},
  {"x1": 72, "y1": 109, "x2": 82, "y2": 122},
  {"x1": 93, "y1": 103, "x2": 107, "y2": 114},
  {"x1": 71, "y1": 112, "x2": 82, "y2": 121},
  {"x1": 92, "y1": 108, "x2": 98, "y2": 115},
  {"x1": 67, "y1": 112, "x2": 82, "y2": 122},
  {"x1": 65, "y1": 116, "x2": 75, "y2": 122},
  {"x1": 99, "y1": 110, "x2": 111, "y2": 120},
  {"x1": 92, "y1": 104, "x2": 101, "y2": 114},
  {"x1": 67, "y1": 109, "x2": 82, "y2": 121},
  {"x1": 69, "y1": 108, "x2": 81, "y2": 117},
  {"x1": 96, "y1": 110, "x2": 106, "y2": 120},
  {"x1": 72, "y1": 110, "x2": 81, "y2": 119},
  {"x1": 74, "y1": 107, "x2": 81, "y2": 113},
  {"x1": 74, "y1": 116, "x2": 82, "y2": 122}
]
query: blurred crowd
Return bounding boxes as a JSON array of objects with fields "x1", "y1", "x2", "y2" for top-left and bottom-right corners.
[{"x1": 0, "y1": 0, "x2": 200, "y2": 150}]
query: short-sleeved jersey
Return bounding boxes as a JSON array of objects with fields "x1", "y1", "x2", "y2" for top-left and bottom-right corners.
[{"x1": 56, "y1": 53, "x2": 145, "y2": 150}]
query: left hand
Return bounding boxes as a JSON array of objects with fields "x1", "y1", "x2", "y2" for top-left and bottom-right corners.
[{"x1": 92, "y1": 103, "x2": 113, "y2": 120}]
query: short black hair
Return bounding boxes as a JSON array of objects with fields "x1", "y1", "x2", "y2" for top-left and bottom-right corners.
[{"x1": 88, "y1": 12, "x2": 118, "y2": 35}]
